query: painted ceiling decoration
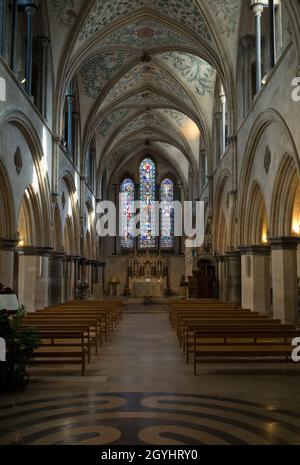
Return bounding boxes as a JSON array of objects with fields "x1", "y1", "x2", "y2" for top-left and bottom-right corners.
[
  {"x1": 101, "y1": 19, "x2": 192, "y2": 49},
  {"x1": 77, "y1": 0, "x2": 212, "y2": 44},
  {"x1": 160, "y1": 52, "x2": 216, "y2": 97},
  {"x1": 161, "y1": 109, "x2": 189, "y2": 128},
  {"x1": 113, "y1": 112, "x2": 181, "y2": 147},
  {"x1": 46, "y1": 1, "x2": 243, "y2": 187},
  {"x1": 50, "y1": 0, "x2": 84, "y2": 28},
  {"x1": 101, "y1": 61, "x2": 196, "y2": 111},
  {"x1": 114, "y1": 90, "x2": 175, "y2": 108},
  {"x1": 208, "y1": 0, "x2": 240, "y2": 37},
  {"x1": 80, "y1": 52, "x2": 135, "y2": 99},
  {"x1": 98, "y1": 109, "x2": 130, "y2": 138}
]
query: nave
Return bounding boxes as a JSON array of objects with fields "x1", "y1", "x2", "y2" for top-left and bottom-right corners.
[{"x1": 1, "y1": 301, "x2": 300, "y2": 446}]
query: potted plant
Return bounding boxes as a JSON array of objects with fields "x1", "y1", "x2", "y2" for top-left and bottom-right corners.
[{"x1": 0, "y1": 307, "x2": 40, "y2": 393}]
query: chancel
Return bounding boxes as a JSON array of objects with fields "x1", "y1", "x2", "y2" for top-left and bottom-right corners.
[
  {"x1": 0, "y1": 0, "x2": 300, "y2": 448},
  {"x1": 127, "y1": 251, "x2": 169, "y2": 299}
]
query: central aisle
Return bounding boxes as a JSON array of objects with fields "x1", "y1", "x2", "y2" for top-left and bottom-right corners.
[{"x1": 1, "y1": 302, "x2": 300, "y2": 445}]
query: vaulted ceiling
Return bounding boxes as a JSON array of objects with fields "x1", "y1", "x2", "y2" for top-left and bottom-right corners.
[{"x1": 47, "y1": 0, "x2": 242, "y2": 186}]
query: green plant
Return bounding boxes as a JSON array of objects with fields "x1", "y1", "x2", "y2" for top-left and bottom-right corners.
[{"x1": 0, "y1": 307, "x2": 40, "y2": 393}]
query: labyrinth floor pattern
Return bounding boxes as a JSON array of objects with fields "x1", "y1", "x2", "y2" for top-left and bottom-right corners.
[
  {"x1": 1, "y1": 392, "x2": 300, "y2": 445},
  {"x1": 1, "y1": 306, "x2": 300, "y2": 445}
]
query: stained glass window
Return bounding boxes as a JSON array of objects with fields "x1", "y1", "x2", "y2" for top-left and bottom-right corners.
[
  {"x1": 139, "y1": 158, "x2": 156, "y2": 249},
  {"x1": 120, "y1": 178, "x2": 135, "y2": 248},
  {"x1": 160, "y1": 178, "x2": 175, "y2": 248}
]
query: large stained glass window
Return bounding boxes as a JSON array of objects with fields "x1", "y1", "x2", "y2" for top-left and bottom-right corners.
[
  {"x1": 120, "y1": 178, "x2": 135, "y2": 248},
  {"x1": 160, "y1": 178, "x2": 175, "y2": 248},
  {"x1": 139, "y1": 158, "x2": 156, "y2": 249}
]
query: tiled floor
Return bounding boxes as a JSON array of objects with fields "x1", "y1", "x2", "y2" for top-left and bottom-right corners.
[{"x1": 1, "y1": 302, "x2": 300, "y2": 445}]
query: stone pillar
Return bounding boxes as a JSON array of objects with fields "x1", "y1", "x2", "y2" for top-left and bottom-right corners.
[
  {"x1": 200, "y1": 149, "x2": 207, "y2": 191},
  {"x1": 0, "y1": 0, "x2": 6, "y2": 57},
  {"x1": 35, "y1": 36, "x2": 50, "y2": 118},
  {"x1": 52, "y1": 133, "x2": 63, "y2": 196},
  {"x1": 214, "y1": 111, "x2": 222, "y2": 161},
  {"x1": 48, "y1": 251, "x2": 65, "y2": 306},
  {"x1": 86, "y1": 260, "x2": 93, "y2": 296},
  {"x1": 17, "y1": 246, "x2": 52, "y2": 312},
  {"x1": 10, "y1": 0, "x2": 18, "y2": 72},
  {"x1": 240, "y1": 245, "x2": 271, "y2": 314},
  {"x1": 216, "y1": 255, "x2": 229, "y2": 302},
  {"x1": 269, "y1": 0, "x2": 276, "y2": 68},
  {"x1": 64, "y1": 255, "x2": 75, "y2": 302},
  {"x1": 25, "y1": 3, "x2": 38, "y2": 95},
  {"x1": 0, "y1": 239, "x2": 18, "y2": 290},
  {"x1": 66, "y1": 93, "x2": 74, "y2": 160},
  {"x1": 269, "y1": 237, "x2": 300, "y2": 323},
  {"x1": 240, "y1": 35, "x2": 255, "y2": 116},
  {"x1": 219, "y1": 86, "x2": 226, "y2": 155},
  {"x1": 226, "y1": 250, "x2": 241, "y2": 305},
  {"x1": 251, "y1": 1, "x2": 264, "y2": 94},
  {"x1": 73, "y1": 111, "x2": 80, "y2": 167}
]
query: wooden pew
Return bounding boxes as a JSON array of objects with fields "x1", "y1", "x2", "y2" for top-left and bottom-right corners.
[
  {"x1": 39, "y1": 307, "x2": 112, "y2": 340},
  {"x1": 23, "y1": 322, "x2": 93, "y2": 363},
  {"x1": 193, "y1": 329, "x2": 299, "y2": 375},
  {"x1": 23, "y1": 314, "x2": 102, "y2": 353},
  {"x1": 32, "y1": 330, "x2": 87, "y2": 376},
  {"x1": 169, "y1": 302, "x2": 245, "y2": 326},
  {"x1": 184, "y1": 323, "x2": 294, "y2": 363},
  {"x1": 176, "y1": 313, "x2": 272, "y2": 341}
]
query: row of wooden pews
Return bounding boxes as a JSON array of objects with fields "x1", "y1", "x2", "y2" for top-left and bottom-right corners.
[
  {"x1": 169, "y1": 299, "x2": 299, "y2": 375},
  {"x1": 22, "y1": 299, "x2": 123, "y2": 376}
]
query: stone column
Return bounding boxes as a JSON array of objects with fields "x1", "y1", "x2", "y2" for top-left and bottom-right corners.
[
  {"x1": 64, "y1": 255, "x2": 75, "y2": 301},
  {"x1": 240, "y1": 35, "x2": 255, "y2": 116},
  {"x1": 269, "y1": 0, "x2": 276, "y2": 68},
  {"x1": 0, "y1": 239, "x2": 18, "y2": 290},
  {"x1": 240, "y1": 245, "x2": 271, "y2": 314},
  {"x1": 17, "y1": 246, "x2": 52, "y2": 312},
  {"x1": 219, "y1": 86, "x2": 226, "y2": 155},
  {"x1": 25, "y1": 3, "x2": 38, "y2": 95},
  {"x1": 226, "y1": 250, "x2": 241, "y2": 305},
  {"x1": 10, "y1": 0, "x2": 18, "y2": 72},
  {"x1": 214, "y1": 111, "x2": 222, "y2": 161},
  {"x1": 52, "y1": 133, "x2": 63, "y2": 197},
  {"x1": 215, "y1": 255, "x2": 229, "y2": 302},
  {"x1": 35, "y1": 35, "x2": 50, "y2": 118},
  {"x1": 48, "y1": 251, "x2": 65, "y2": 306},
  {"x1": 251, "y1": 1, "x2": 264, "y2": 94},
  {"x1": 73, "y1": 111, "x2": 80, "y2": 167},
  {"x1": 0, "y1": 0, "x2": 6, "y2": 57},
  {"x1": 86, "y1": 259, "x2": 93, "y2": 295},
  {"x1": 269, "y1": 237, "x2": 300, "y2": 323},
  {"x1": 66, "y1": 93, "x2": 74, "y2": 160},
  {"x1": 200, "y1": 149, "x2": 207, "y2": 192}
]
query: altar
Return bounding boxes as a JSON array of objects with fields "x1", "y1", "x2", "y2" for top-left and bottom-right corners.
[
  {"x1": 127, "y1": 252, "x2": 169, "y2": 298},
  {"x1": 131, "y1": 278, "x2": 164, "y2": 298}
]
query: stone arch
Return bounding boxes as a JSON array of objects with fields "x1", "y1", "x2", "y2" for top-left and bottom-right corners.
[
  {"x1": 18, "y1": 185, "x2": 43, "y2": 247},
  {"x1": 59, "y1": 171, "x2": 80, "y2": 255},
  {"x1": 64, "y1": 215, "x2": 75, "y2": 255},
  {"x1": 0, "y1": 110, "x2": 52, "y2": 246},
  {"x1": 53, "y1": 204, "x2": 63, "y2": 252},
  {"x1": 270, "y1": 153, "x2": 300, "y2": 237},
  {"x1": 238, "y1": 109, "x2": 300, "y2": 242},
  {"x1": 0, "y1": 161, "x2": 15, "y2": 238},
  {"x1": 216, "y1": 211, "x2": 228, "y2": 255},
  {"x1": 244, "y1": 181, "x2": 268, "y2": 245},
  {"x1": 213, "y1": 169, "x2": 231, "y2": 253}
]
